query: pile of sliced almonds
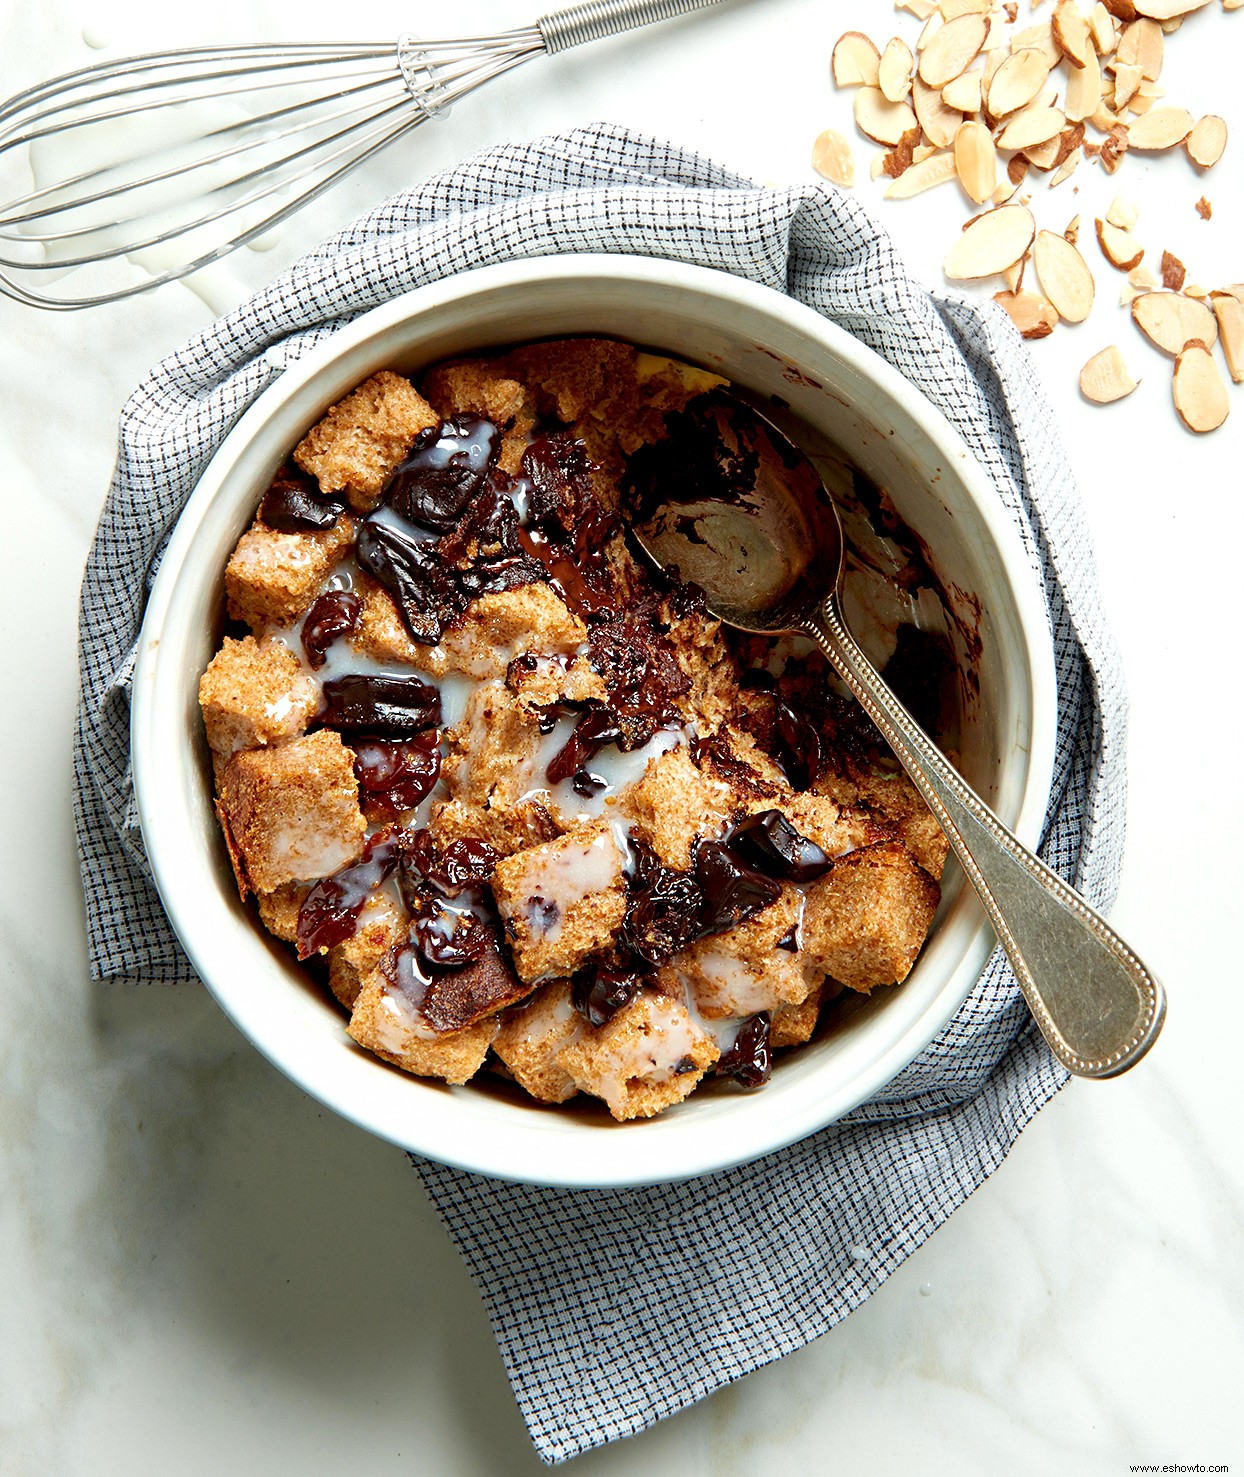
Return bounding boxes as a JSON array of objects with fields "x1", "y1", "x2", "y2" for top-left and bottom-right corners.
[{"x1": 817, "y1": 0, "x2": 1238, "y2": 433}]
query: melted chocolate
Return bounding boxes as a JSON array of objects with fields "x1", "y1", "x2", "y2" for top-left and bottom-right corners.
[
  {"x1": 351, "y1": 734, "x2": 441, "y2": 818},
  {"x1": 320, "y1": 672, "x2": 441, "y2": 736},
  {"x1": 295, "y1": 828, "x2": 404, "y2": 960},
  {"x1": 716, "y1": 1013, "x2": 772, "y2": 1088},
  {"x1": 727, "y1": 809, "x2": 832, "y2": 883},
  {"x1": 301, "y1": 590, "x2": 362, "y2": 669},
  {"x1": 382, "y1": 416, "x2": 499, "y2": 533},
  {"x1": 259, "y1": 463, "x2": 344, "y2": 532},
  {"x1": 694, "y1": 841, "x2": 781, "y2": 935},
  {"x1": 571, "y1": 967, "x2": 642, "y2": 1028}
]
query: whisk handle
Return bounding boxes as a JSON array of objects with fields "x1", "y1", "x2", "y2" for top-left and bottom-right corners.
[{"x1": 537, "y1": 0, "x2": 726, "y2": 53}]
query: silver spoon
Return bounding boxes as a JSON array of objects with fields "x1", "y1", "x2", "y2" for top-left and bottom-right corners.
[{"x1": 627, "y1": 391, "x2": 1165, "y2": 1078}]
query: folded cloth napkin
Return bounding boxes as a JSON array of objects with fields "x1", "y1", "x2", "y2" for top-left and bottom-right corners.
[{"x1": 74, "y1": 123, "x2": 1125, "y2": 1464}]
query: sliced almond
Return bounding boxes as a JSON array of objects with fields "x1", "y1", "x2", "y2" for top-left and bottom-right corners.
[
  {"x1": 1103, "y1": 0, "x2": 1138, "y2": 21},
  {"x1": 1185, "y1": 115, "x2": 1227, "y2": 169},
  {"x1": 1131, "y1": 291, "x2": 1218, "y2": 353},
  {"x1": 944, "y1": 203, "x2": 1037, "y2": 279},
  {"x1": 1010, "y1": 21, "x2": 1063, "y2": 65},
  {"x1": 1134, "y1": 0, "x2": 1212, "y2": 17},
  {"x1": 1049, "y1": 146, "x2": 1083, "y2": 185},
  {"x1": 1126, "y1": 105, "x2": 1193, "y2": 149},
  {"x1": 812, "y1": 129, "x2": 856, "y2": 185},
  {"x1": 897, "y1": 0, "x2": 938, "y2": 17},
  {"x1": 1106, "y1": 194, "x2": 1139, "y2": 229},
  {"x1": 1172, "y1": 342, "x2": 1229, "y2": 432},
  {"x1": 1024, "y1": 132, "x2": 1065, "y2": 169},
  {"x1": 833, "y1": 32, "x2": 882, "y2": 87},
  {"x1": 913, "y1": 74, "x2": 964, "y2": 146},
  {"x1": 1004, "y1": 256, "x2": 1027, "y2": 292},
  {"x1": 1080, "y1": 345, "x2": 1140, "y2": 401},
  {"x1": 1089, "y1": 4, "x2": 1118, "y2": 49},
  {"x1": 1183, "y1": 283, "x2": 1209, "y2": 299},
  {"x1": 997, "y1": 104, "x2": 1066, "y2": 150},
  {"x1": 940, "y1": 0, "x2": 992, "y2": 16},
  {"x1": 1117, "y1": 17, "x2": 1164, "y2": 73},
  {"x1": 1096, "y1": 218, "x2": 1145, "y2": 269},
  {"x1": 1052, "y1": 0, "x2": 1093, "y2": 66},
  {"x1": 1160, "y1": 250, "x2": 1186, "y2": 291},
  {"x1": 918, "y1": 13, "x2": 990, "y2": 86},
  {"x1": 1098, "y1": 124, "x2": 1130, "y2": 171},
  {"x1": 854, "y1": 87, "x2": 920, "y2": 144},
  {"x1": 870, "y1": 152, "x2": 890, "y2": 180},
  {"x1": 953, "y1": 119, "x2": 998, "y2": 202},
  {"x1": 941, "y1": 70, "x2": 983, "y2": 112},
  {"x1": 1129, "y1": 264, "x2": 1159, "y2": 289},
  {"x1": 1033, "y1": 229, "x2": 1095, "y2": 322},
  {"x1": 1065, "y1": 213, "x2": 1082, "y2": 244},
  {"x1": 987, "y1": 47, "x2": 1053, "y2": 115},
  {"x1": 883, "y1": 149, "x2": 959, "y2": 196},
  {"x1": 1112, "y1": 61, "x2": 1144, "y2": 106},
  {"x1": 994, "y1": 289, "x2": 1059, "y2": 338},
  {"x1": 1224, "y1": 0, "x2": 1243, "y2": 10},
  {"x1": 879, "y1": 38, "x2": 916, "y2": 101},
  {"x1": 1064, "y1": 44, "x2": 1103, "y2": 121},
  {"x1": 1210, "y1": 292, "x2": 1244, "y2": 383},
  {"x1": 918, "y1": 11, "x2": 946, "y2": 50}
]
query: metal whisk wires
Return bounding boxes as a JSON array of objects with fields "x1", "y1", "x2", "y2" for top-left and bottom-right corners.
[{"x1": 0, "y1": 0, "x2": 725, "y2": 310}]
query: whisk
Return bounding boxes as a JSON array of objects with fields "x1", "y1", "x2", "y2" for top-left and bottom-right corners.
[{"x1": 0, "y1": 0, "x2": 725, "y2": 311}]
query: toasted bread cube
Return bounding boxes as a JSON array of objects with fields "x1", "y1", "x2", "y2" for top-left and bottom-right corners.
[
  {"x1": 850, "y1": 771, "x2": 949, "y2": 879},
  {"x1": 293, "y1": 371, "x2": 439, "y2": 512},
  {"x1": 430, "y1": 795, "x2": 559, "y2": 859},
  {"x1": 770, "y1": 984, "x2": 823, "y2": 1048},
  {"x1": 198, "y1": 635, "x2": 319, "y2": 755},
  {"x1": 419, "y1": 362, "x2": 535, "y2": 475},
  {"x1": 440, "y1": 584, "x2": 586, "y2": 679},
  {"x1": 506, "y1": 652, "x2": 607, "y2": 710},
  {"x1": 559, "y1": 989, "x2": 719, "y2": 1121},
  {"x1": 225, "y1": 515, "x2": 355, "y2": 631},
  {"x1": 444, "y1": 680, "x2": 545, "y2": 814},
  {"x1": 217, "y1": 730, "x2": 366, "y2": 894},
  {"x1": 761, "y1": 790, "x2": 875, "y2": 861},
  {"x1": 680, "y1": 888, "x2": 815, "y2": 1018},
  {"x1": 327, "y1": 890, "x2": 406, "y2": 1009},
  {"x1": 492, "y1": 980, "x2": 585, "y2": 1104},
  {"x1": 491, "y1": 818, "x2": 628, "y2": 982},
  {"x1": 622, "y1": 746, "x2": 737, "y2": 870},
  {"x1": 345, "y1": 574, "x2": 445, "y2": 671},
  {"x1": 348, "y1": 968, "x2": 497, "y2": 1085},
  {"x1": 801, "y1": 841, "x2": 940, "y2": 992},
  {"x1": 254, "y1": 881, "x2": 308, "y2": 943}
]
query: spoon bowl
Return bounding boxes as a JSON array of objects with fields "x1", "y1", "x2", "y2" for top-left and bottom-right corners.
[{"x1": 629, "y1": 390, "x2": 1165, "y2": 1079}]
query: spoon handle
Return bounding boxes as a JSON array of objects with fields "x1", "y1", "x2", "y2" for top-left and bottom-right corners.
[{"x1": 804, "y1": 597, "x2": 1165, "y2": 1079}]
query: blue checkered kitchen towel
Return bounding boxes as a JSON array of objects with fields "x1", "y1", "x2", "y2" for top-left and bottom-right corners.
[{"x1": 73, "y1": 124, "x2": 1125, "y2": 1464}]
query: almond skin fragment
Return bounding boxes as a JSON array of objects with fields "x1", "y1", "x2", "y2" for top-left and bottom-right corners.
[
  {"x1": 854, "y1": 87, "x2": 920, "y2": 144},
  {"x1": 1079, "y1": 345, "x2": 1140, "y2": 401},
  {"x1": 879, "y1": 37, "x2": 915, "y2": 101},
  {"x1": 1160, "y1": 250, "x2": 1186, "y2": 291},
  {"x1": 994, "y1": 290, "x2": 1059, "y2": 338},
  {"x1": 1210, "y1": 293, "x2": 1244, "y2": 383},
  {"x1": 1172, "y1": 341, "x2": 1229, "y2": 433},
  {"x1": 953, "y1": 120, "x2": 998, "y2": 203},
  {"x1": 944, "y1": 204, "x2": 1037, "y2": 279},
  {"x1": 918, "y1": 14, "x2": 990, "y2": 86},
  {"x1": 812, "y1": 129, "x2": 856, "y2": 186},
  {"x1": 1131, "y1": 291, "x2": 1218, "y2": 354},
  {"x1": 1096, "y1": 218, "x2": 1145, "y2": 270},
  {"x1": 1033, "y1": 230, "x2": 1095, "y2": 322},
  {"x1": 1126, "y1": 105, "x2": 1194, "y2": 149},
  {"x1": 1185, "y1": 115, "x2": 1227, "y2": 169},
  {"x1": 833, "y1": 32, "x2": 882, "y2": 87}
]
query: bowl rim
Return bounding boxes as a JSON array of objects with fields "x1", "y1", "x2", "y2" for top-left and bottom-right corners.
[{"x1": 132, "y1": 252, "x2": 1058, "y2": 1186}]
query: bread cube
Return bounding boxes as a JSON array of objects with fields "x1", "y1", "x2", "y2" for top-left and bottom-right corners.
[
  {"x1": 430, "y1": 795, "x2": 560, "y2": 859},
  {"x1": 558, "y1": 989, "x2": 719, "y2": 1121},
  {"x1": 419, "y1": 361, "x2": 535, "y2": 475},
  {"x1": 770, "y1": 984, "x2": 823, "y2": 1048},
  {"x1": 346, "y1": 574, "x2": 444, "y2": 671},
  {"x1": 492, "y1": 980, "x2": 584, "y2": 1104},
  {"x1": 680, "y1": 888, "x2": 815, "y2": 1018},
  {"x1": 851, "y1": 770, "x2": 949, "y2": 879},
  {"x1": 198, "y1": 635, "x2": 319, "y2": 755},
  {"x1": 491, "y1": 818, "x2": 628, "y2": 982},
  {"x1": 801, "y1": 841, "x2": 940, "y2": 992},
  {"x1": 254, "y1": 881, "x2": 308, "y2": 943},
  {"x1": 621, "y1": 746, "x2": 737, "y2": 870},
  {"x1": 216, "y1": 729, "x2": 366, "y2": 894},
  {"x1": 506, "y1": 652, "x2": 606, "y2": 710},
  {"x1": 347, "y1": 967, "x2": 496, "y2": 1085},
  {"x1": 294, "y1": 371, "x2": 440, "y2": 512},
  {"x1": 225, "y1": 515, "x2": 355, "y2": 631},
  {"x1": 440, "y1": 584, "x2": 586, "y2": 679},
  {"x1": 327, "y1": 890, "x2": 406, "y2": 1010}
]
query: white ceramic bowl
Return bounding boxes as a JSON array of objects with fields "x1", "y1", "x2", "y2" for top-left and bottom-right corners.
[{"x1": 132, "y1": 254, "x2": 1056, "y2": 1188}]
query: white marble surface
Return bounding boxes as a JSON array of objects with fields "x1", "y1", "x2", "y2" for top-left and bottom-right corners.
[{"x1": 2, "y1": 0, "x2": 1242, "y2": 1471}]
